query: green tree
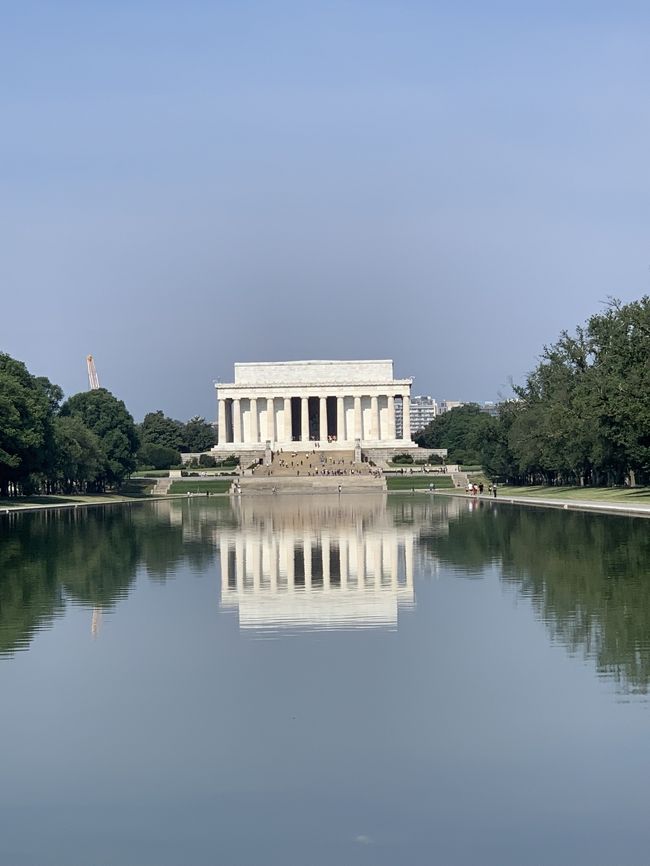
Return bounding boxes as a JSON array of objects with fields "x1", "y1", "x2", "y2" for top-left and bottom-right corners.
[
  {"x1": 61, "y1": 389, "x2": 139, "y2": 488},
  {"x1": 51, "y1": 415, "x2": 105, "y2": 493},
  {"x1": 416, "y1": 404, "x2": 492, "y2": 464},
  {"x1": 587, "y1": 298, "x2": 650, "y2": 485},
  {"x1": 0, "y1": 354, "x2": 55, "y2": 496},
  {"x1": 139, "y1": 410, "x2": 186, "y2": 451},
  {"x1": 184, "y1": 416, "x2": 216, "y2": 452},
  {"x1": 138, "y1": 442, "x2": 181, "y2": 469},
  {"x1": 500, "y1": 297, "x2": 650, "y2": 486}
]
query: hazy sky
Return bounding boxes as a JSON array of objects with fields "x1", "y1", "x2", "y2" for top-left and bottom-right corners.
[{"x1": 2, "y1": 1, "x2": 649, "y2": 421}]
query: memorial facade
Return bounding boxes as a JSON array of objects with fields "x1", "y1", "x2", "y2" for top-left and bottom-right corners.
[{"x1": 213, "y1": 359, "x2": 416, "y2": 452}]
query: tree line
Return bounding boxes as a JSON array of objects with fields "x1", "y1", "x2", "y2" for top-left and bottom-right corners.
[
  {"x1": 417, "y1": 297, "x2": 650, "y2": 486},
  {"x1": 0, "y1": 353, "x2": 216, "y2": 497}
]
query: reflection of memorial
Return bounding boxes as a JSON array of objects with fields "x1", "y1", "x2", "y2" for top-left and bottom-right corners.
[{"x1": 219, "y1": 496, "x2": 416, "y2": 632}]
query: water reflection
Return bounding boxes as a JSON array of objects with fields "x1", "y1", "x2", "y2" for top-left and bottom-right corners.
[
  {"x1": 1, "y1": 496, "x2": 649, "y2": 696},
  {"x1": 0, "y1": 501, "x2": 220, "y2": 656},
  {"x1": 420, "y1": 501, "x2": 650, "y2": 695},
  {"x1": 219, "y1": 495, "x2": 418, "y2": 633}
]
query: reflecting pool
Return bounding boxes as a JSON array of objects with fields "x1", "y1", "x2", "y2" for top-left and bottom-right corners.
[{"x1": 1, "y1": 495, "x2": 649, "y2": 866}]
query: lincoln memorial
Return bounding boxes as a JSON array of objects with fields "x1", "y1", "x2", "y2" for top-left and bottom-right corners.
[{"x1": 213, "y1": 359, "x2": 416, "y2": 453}]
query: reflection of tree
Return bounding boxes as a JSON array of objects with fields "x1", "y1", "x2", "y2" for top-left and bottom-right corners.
[
  {"x1": 0, "y1": 503, "x2": 217, "y2": 656},
  {"x1": 0, "y1": 520, "x2": 64, "y2": 656},
  {"x1": 420, "y1": 504, "x2": 650, "y2": 694}
]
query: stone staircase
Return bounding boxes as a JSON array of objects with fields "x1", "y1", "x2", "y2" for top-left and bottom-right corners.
[
  {"x1": 250, "y1": 449, "x2": 373, "y2": 478},
  {"x1": 153, "y1": 477, "x2": 173, "y2": 495},
  {"x1": 237, "y1": 448, "x2": 384, "y2": 494},
  {"x1": 235, "y1": 475, "x2": 386, "y2": 495},
  {"x1": 451, "y1": 471, "x2": 469, "y2": 489}
]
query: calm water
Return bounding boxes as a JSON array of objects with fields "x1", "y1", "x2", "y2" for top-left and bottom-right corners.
[{"x1": 1, "y1": 494, "x2": 649, "y2": 866}]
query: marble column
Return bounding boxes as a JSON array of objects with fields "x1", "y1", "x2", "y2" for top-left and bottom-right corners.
[
  {"x1": 405, "y1": 537, "x2": 414, "y2": 588},
  {"x1": 402, "y1": 394, "x2": 411, "y2": 441},
  {"x1": 301, "y1": 396, "x2": 309, "y2": 443},
  {"x1": 235, "y1": 536, "x2": 244, "y2": 591},
  {"x1": 217, "y1": 398, "x2": 227, "y2": 445},
  {"x1": 337, "y1": 396, "x2": 345, "y2": 442},
  {"x1": 304, "y1": 537, "x2": 312, "y2": 590},
  {"x1": 319, "y1": 396, "x2": 328, "y2": 441},
  {"x1": 387, "y1": 395, "x2": 396, "y2": 440},
  {"x1": 270, "y1": 540, "x2": 278, "y2": 591},
  {"x1": 391, "y1": 540, "x2": 399, "y2": 590},
  {"x1": 232, "y1": 398, "x2": 242, "y2": 444},
  {"x1": 354, "y1": 396, "x2": 362, "y2": 440},
  {"x1": 322, "y1": 535, "x2": 331, "y2": 590},
  {"x1": 287, "y1": 541, "x2": 295, "y2": 590},
  {"x1": 370, "y1": 395, "x2": 379, "y2": 441},
  {"x1": 340, "y1": 538, "x2": 349, "y2": 589},
  {"x1": 250, "y1": 397, "x2": 258, "y2": 444},
  {"x1": 356, "y1": 540, "x2": 365, "y2": 588},
  {"x1": 252, "y1": 543, "x2": 261, "y2": 592},
  {"x1": 283, "y1": 397, "x2": 292, "y2": 441},
  {"x1": 266, "y1": 397, "x2": 274, "y2": 442},
  {"x1": 220, "y1": 543, "x2": 229, "y2": 591}
]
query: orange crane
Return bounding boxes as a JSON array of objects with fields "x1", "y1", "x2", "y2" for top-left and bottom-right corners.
[{"x1": 86, "y1": 355, "x2": 100, "y2": 390}]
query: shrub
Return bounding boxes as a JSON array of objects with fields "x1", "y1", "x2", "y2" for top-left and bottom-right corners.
[
  {"x1": 217, "y1": 455, "x2": 239, "y2": 467},
  {"x1": 137, "y1": 443, "x2": 182, "y2": 470},
  {"x1": 393, "y1": 453, "x2": 414, "y2": 464},
  {"x1": 198, "y1": 454, "x2": 217, "y2": 467}
]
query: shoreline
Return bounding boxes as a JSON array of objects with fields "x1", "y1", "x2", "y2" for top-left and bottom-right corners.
[
  {"x1": 0, "y1": 492, "x2": 231, "y2": 516},
  {"x1": 2, "y1": 486, "x2": 650, "y2": 519},
  {"x1": 437, "y1": 489, "x2": 650, "y2": 518}
]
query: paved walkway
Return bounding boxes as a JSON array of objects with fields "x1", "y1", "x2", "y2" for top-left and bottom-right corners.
[{"x1": 441, "y1": 490, "x2": 650, "y2": 518}]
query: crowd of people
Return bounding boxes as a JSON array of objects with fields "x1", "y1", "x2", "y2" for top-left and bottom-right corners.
[
  {"x1": 250, "y1": 448, "x2": 382, "y2": 479},
  {"x1": 466, "y1": 481, "x2": 497, "y2": 498}
]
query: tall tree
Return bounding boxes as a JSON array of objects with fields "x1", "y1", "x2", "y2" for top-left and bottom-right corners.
[
  {"x1": 51, "y1": 416, "x2": 105, "y2": 493},
  {"x1": 60, "y1": 389, "x2": 139, "y2": 488},
  {"x1": 184, "y1": 416, "x2": 216, "y2": 452},
  {"x1": 139, "y1": 411, "x2": 186, "y2": 451},
  {"x1": 0, "y1": 354, "x2": 54, "y2": 496},
  {"x1": 416, "y1": 404, "x2": 492, "y2": 464}
]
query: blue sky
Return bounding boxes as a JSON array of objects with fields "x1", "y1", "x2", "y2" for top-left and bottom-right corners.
[{"x1": 2, "y1": 1, "x2": 649, "y2": 420}]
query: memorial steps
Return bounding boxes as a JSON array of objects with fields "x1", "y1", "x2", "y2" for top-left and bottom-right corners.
[
  {"x1": 234, "y1": 475, "x2": 386, "y2": 494},
  {"x1": 235, "y1": 449, "x2": 386, "y2": 494}
]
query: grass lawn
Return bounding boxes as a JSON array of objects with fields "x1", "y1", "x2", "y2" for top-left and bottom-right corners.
[
  {"x1": 168, "y1": 479, "x2": 232, "y2": 494},
  {"x1": 486, "y1": 485, "x2": 650, "y2": 504},
  {"x1": 387, "y1": 475, "x2": 454, "y2": 491}
]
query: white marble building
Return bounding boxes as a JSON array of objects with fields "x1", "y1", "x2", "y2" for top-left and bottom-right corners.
[{"x1": 213, "y1": 359, "x2": 415, "y2": 452}]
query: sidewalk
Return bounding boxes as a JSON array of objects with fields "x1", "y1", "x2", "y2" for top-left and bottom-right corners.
[{"x1": 440, "y1": 490, "x2": 650, "y2": 518}]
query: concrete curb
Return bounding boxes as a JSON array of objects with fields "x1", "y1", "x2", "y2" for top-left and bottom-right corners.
[
  {"x1": 437, "y1": 490, "x2": 650, "y2": 519},
  {"x1": 0, "y1": 494, "x2": 184, "y2": 516}
]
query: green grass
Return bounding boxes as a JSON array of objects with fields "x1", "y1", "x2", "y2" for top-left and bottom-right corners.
[
  {"x1": 168, "y1": 479, "x2": 232, "y2": 494},
  {"x1": 118, "y1": 479, "x2": 156, "y2": 497},
  {"x1": 387, "y1": 475, "x2": 454, "y2": 491},
  {"x1": 488, "y1": 485, "x2": 650, "y2": 504}
]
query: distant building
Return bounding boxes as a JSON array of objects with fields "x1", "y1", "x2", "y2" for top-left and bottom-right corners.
[
  {"x1": 395, "y1": 395, "x2": 438, "y2": 437},
  {"x1": 437, "y1": 400, "x2": 466, "y2": 414},
  {"x1": 480, "y1": 402, "x2": 499, "y2": 417}
]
